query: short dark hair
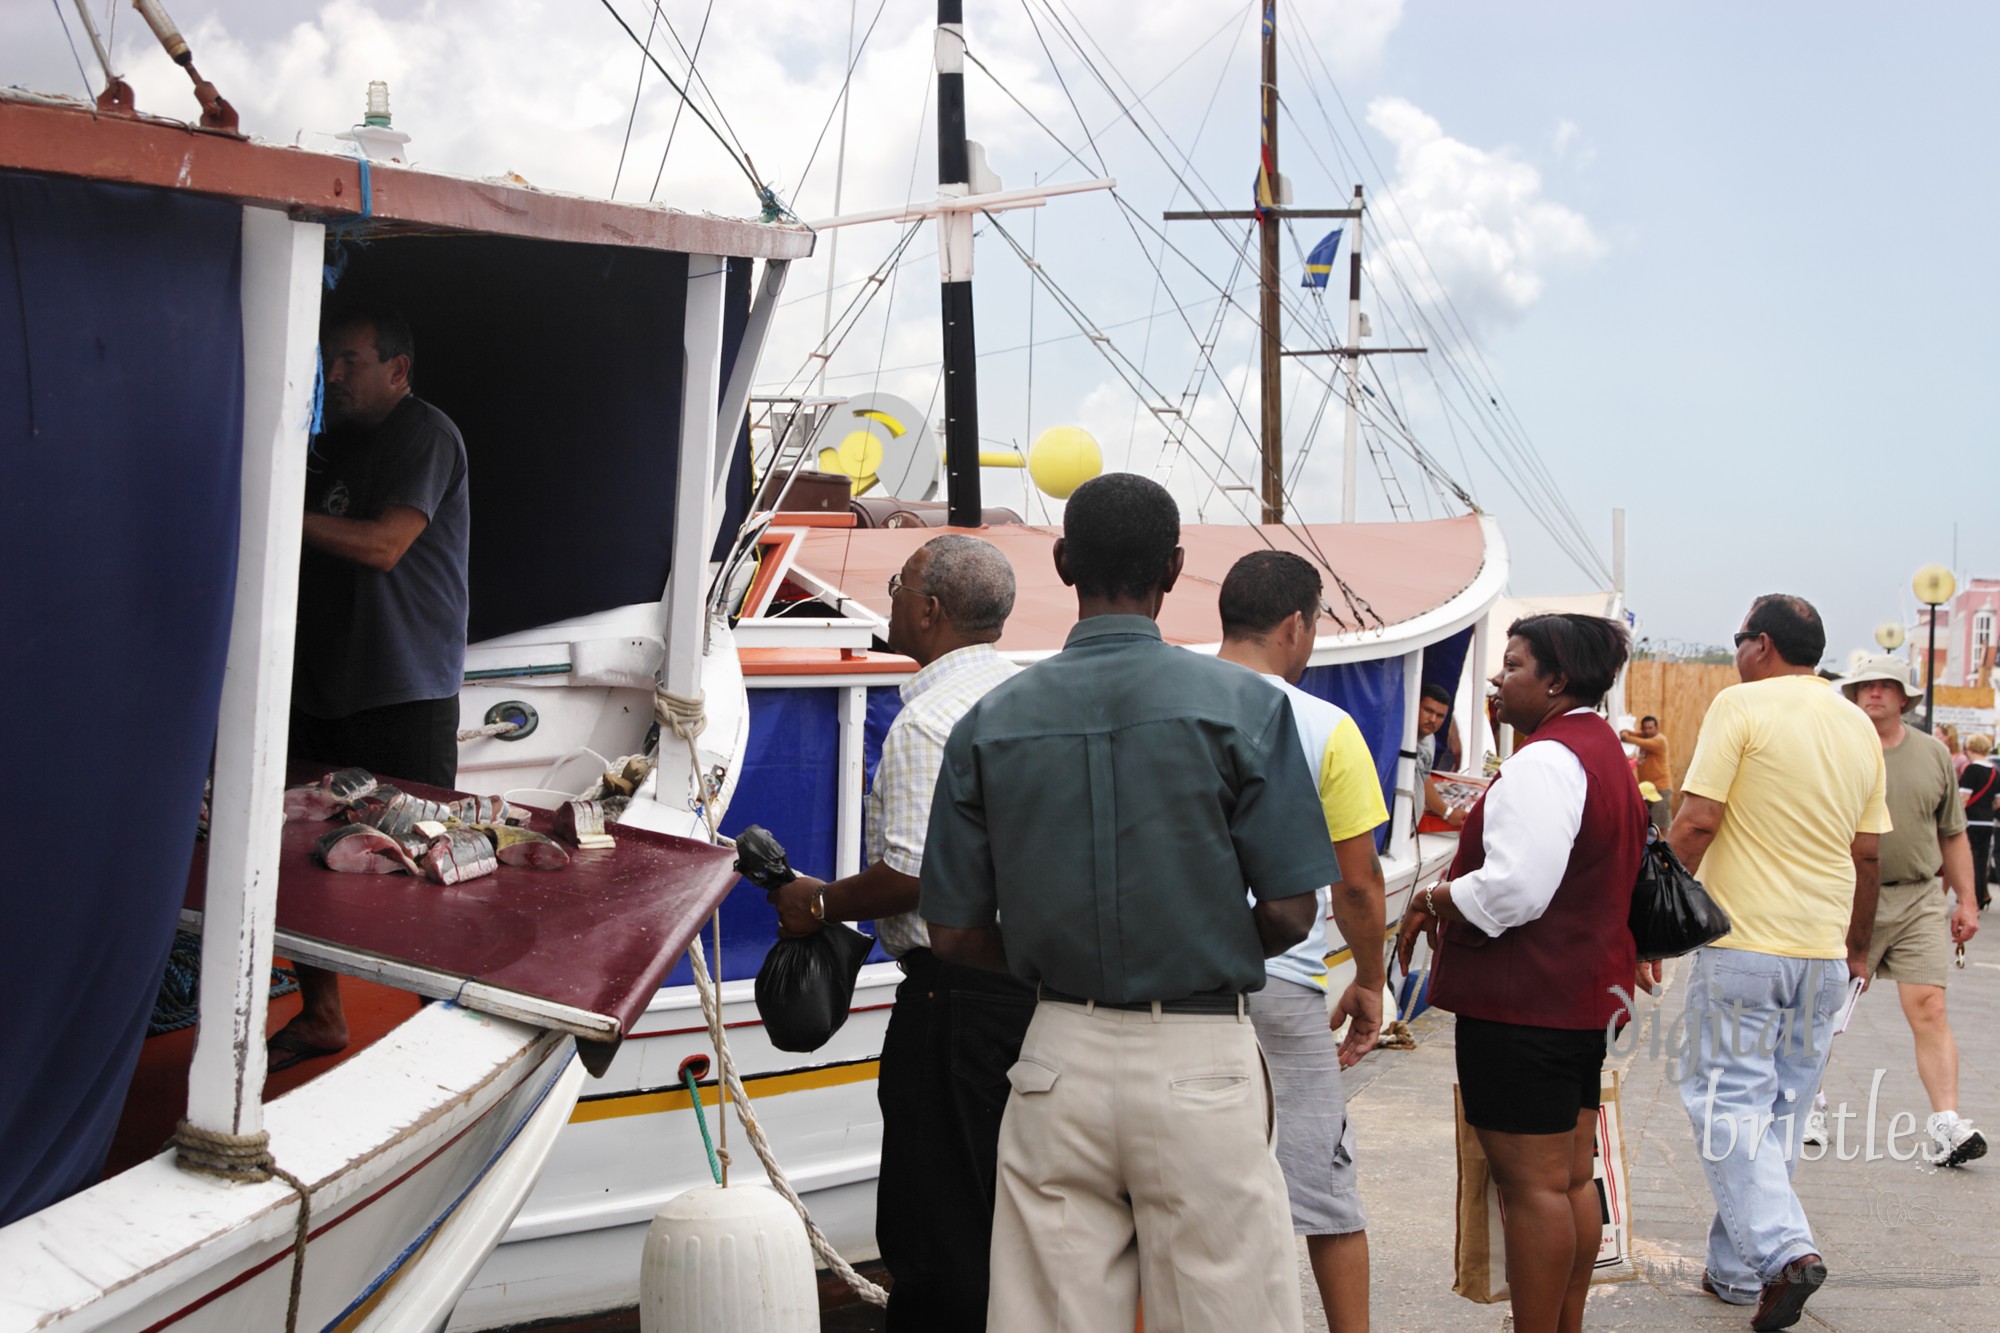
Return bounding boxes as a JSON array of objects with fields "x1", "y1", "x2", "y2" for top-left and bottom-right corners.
[
  {"x1": 1506, "y1": 613, "x2": 1630, "y2": 707},
  {"x1": 1061, "y1": 473, "x2": 1180, "y2": 602},
  {"x1": 1743, "y1": 594, "x2": 1824, "y2": 667},
  {"x1": 1420, "y1": 683, "x2": 1451, "y2": 707},
  {"x1": 325, "y1": 305, "x2": 416, "y2": 374},
  {"x1": 1641, "y1": 714, "x2": 1658, "y2": 726},
  {"x1": 920, "y1": 534, "x2": 1014, "y2": 636},
  {"x1": 1218, "y1": 551, "x2": 1320, "y2": 639}
]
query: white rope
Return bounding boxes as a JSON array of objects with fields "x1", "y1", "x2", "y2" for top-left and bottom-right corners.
[
  {"x1": 655, "y1": 686, "x2": 709, "y2": 740},
  {"x1": 457, "y1": 719, "x2": 523, "y2": 742},
  {"x1": 671, "y1": 682, "x2": 889, "y2": 1307}
]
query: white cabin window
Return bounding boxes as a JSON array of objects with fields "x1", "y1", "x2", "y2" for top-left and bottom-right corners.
[{"x1": 1976, "y1": 609, "x2": 1996, "y2": 655}]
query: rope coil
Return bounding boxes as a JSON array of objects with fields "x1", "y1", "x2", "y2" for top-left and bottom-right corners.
[
  {"x1": 655, "y1": 687, "x2": 709, "y2": 741},
  {"x1": 172, "y1": 1120, "x2": 313, "y2": 1331}
]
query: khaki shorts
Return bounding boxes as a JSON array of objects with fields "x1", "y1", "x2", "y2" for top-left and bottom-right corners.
[{"x1": 1868, "y1": 880, "x2": 1952, "y2": 987}]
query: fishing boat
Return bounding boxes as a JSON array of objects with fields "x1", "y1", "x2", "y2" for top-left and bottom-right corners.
[
  {"x1": 448, "y1": 3, "x2": 1548, "y2": 1326},
  {"x1": 0, "y1": 17, "x2": 807, "y2": 1321}
]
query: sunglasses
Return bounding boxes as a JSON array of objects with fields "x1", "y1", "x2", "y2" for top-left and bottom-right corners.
[{"x1": 1732, "y1": 631, "x2": 1762, "y2": 647}]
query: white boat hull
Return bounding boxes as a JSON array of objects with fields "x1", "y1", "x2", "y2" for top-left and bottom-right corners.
[{"x1": 0, "y1": 1007, "x2": 580, "y2": 1332}]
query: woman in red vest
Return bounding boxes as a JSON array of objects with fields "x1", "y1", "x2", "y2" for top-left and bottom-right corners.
[{"x1": 1397, "y1": 613, "x2": 1647, "y2": 1333}]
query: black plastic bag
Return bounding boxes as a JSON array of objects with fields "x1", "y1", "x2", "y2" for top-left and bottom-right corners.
[
  {"x1": 733, "y1": 824, "x2": 875, "y2": 1052},
  {"x1": 754, "y1": 922, "x2": 876, "y2": 1052},
  {"x1": 1628, "y1": 837, "x2": 1732, "y2": 962}
]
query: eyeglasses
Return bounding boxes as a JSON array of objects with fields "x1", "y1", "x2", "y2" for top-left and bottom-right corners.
[
  {"x1": 1732, "y1": 630, "x2": 1762, "y2": 647},
  {"x1": 888, "y1": 572, "x2": 927, "y2": 599}
]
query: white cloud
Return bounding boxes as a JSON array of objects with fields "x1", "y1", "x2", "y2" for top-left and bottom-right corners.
[
  {"x1": 1551, "y1": 117, "x2": 1596, "y2": 171},
  {"x1": 1363, "y1": 96, "x2": 1604, "y2": 334}
]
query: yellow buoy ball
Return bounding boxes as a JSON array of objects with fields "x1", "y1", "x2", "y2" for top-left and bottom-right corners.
[{"x1": 1027, "y1": 425, "x2": 1102, "y2": 500}]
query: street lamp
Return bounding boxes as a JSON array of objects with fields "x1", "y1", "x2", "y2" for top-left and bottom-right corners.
[
  {"x1": 1912, "y1": 563, "x2": 1956, "y2": 732},
  {"x1": 1875, "y1": 620, "x2": 1906, "y2": 651}
]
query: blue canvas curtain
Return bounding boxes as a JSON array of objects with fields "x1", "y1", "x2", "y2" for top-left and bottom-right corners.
[
  {"x1": 1295, "y1": 656, "x2": 1407, "y2": 847},
  {"x1": 1421, "y1": 627, "x2": 1476, "y2": 771},
  {"x1": 0, "y1": 173, "x2": 245, "y2": 1225}
]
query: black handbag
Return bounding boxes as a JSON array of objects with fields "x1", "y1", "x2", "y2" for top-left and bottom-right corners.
[{"x1": 1628, "y1": 836, "x2": 1732, "y2": 962}]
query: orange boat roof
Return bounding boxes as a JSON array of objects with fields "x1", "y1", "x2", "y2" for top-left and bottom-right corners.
[{"x1": 785, "y1": 515, "x2": 1493, "y2": 654}]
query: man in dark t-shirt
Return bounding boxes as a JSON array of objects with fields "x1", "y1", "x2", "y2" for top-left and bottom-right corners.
[{"x1": 274, "y1": 308, "x2": 469, "y2": 1069}]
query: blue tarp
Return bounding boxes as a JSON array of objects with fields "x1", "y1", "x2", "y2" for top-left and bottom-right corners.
[
  {"x1": 1295, "y1": 656, "x2": 1407, "y2": 848},
  {"x1": 0, "y1": 173, "x2": 245, "y2": 1225},
  {"x1": 1421, "y1": 627, "x2": 1475, "y2": 770}
]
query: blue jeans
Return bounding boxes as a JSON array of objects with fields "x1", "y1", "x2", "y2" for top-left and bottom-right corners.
[{"x1": 1676, "y1": 947, "x2": 1846, "y2": 1301}]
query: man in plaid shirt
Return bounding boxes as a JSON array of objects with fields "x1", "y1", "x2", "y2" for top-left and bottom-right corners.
[{"x1": 771, "y1": 533, "x2": 1025, "y2": 1331}]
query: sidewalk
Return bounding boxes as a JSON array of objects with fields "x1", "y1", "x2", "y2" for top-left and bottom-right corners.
[{"x1": 1335, "y1": 934, "x2": 2000, "y2": 1331}]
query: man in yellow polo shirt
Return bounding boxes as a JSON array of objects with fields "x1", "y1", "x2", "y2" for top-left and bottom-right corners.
[
  {"x1": 1217, "y1": 550, "x2": 1389, "y2": 1332},
  {"x1": 1669, "y1": 594, "x2": 1889, "y2": 1332}
]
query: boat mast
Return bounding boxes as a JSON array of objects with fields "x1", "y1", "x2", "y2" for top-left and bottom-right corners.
[
  {"x1": 1257, "y1": 1, "x2": 1282, "y2": 524},
  {"x1": 1338, "y1": 183, "x2": 1363, "y2": 523},
  {"x1": 937, "y1": 0, "x2": 982, "y2": 526}
]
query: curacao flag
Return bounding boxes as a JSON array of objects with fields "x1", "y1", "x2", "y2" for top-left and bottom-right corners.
[{"x1": 1302, "y1": 228, "x2": 1343, "y2": 288}]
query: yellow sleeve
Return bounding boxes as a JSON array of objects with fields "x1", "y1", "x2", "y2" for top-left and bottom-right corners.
[
  {"x1": 1857, "y1": 746, "x2": 1892, "y2": 835},
  {"x1": 1319, "y1": 716, "x2": 1390, "y2": 842},
  {"x1": 1680, "y1": 689, "x2": 1746, "y2": 804}
]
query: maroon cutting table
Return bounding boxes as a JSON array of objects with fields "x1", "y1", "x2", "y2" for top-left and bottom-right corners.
[{"x1": 184, "y1": 766, "x2": 741, "y2": 1069}]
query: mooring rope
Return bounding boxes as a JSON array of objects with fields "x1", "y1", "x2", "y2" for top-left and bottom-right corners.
[
  {"x1": 172, "y1": 1120, "x2": 313, "y2": 1332},
  {"x1": 665, "y1": 679, "x2": 889, "y2": 1307}
]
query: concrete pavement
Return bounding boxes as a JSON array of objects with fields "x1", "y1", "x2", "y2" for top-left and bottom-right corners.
[{"x1": 1334, "y1": 933, "x2": 2000, "y2": 1331}]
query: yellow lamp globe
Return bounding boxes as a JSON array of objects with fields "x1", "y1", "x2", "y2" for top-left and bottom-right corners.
[
  {"x1": 1913, "y1": 563, "x2": 1956, "y2": 607},
  {"x1": 1027, "y1": 425, "x2": 1102, "y2": 500},
  {"x1": 1874, "y1": 620, "x2": 1906, "y2": 651}
]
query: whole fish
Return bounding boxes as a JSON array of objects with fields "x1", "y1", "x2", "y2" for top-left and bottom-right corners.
[
  {"x1": 472, "y1": 823, "x2": 570, "y2": 870},
  {"x1": 422, "y1": 829, "x2": 500, "y2": 885},
  {"x1": 315, "y1": 824, "x2": 419, "y2": 875}
]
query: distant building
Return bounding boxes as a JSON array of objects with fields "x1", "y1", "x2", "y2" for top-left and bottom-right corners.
[{"x1": 1907, "y1": 579, "x2": 2000, "y2": 689}]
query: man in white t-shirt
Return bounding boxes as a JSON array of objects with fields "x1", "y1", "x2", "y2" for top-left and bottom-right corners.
[{"x1": 1217, "y1": 550, "x2": 1390, "y2": 1333}]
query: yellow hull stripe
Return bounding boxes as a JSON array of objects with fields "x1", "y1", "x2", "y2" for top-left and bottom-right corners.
[{"x1": 569, "y1": 1059, "x2": 883, "y2": 1124}]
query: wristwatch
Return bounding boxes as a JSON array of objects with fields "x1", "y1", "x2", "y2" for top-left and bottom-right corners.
[{"x1": 809, "y1": 887, "x2": 826, "y2": 921}]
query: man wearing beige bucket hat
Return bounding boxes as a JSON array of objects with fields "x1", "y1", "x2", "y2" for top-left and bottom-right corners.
[{"x1": 1841, "y1": 653, "x2": 1986, "y2": 1167}]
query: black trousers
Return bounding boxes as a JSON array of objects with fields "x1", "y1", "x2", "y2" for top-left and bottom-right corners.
[
  {"x1": 289, "y1": 696, "x2": 460, "y2": 788},
  {"x1": 1970, "y1": 825, "x2": 1993, "y2": 909},
  {"x1": 876, "y1": 948, "x2": 1035, "y2": 1332}
]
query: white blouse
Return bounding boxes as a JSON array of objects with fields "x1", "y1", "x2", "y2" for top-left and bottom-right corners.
[{"x1": 1452, "y1": 709, "x2": 1592, "y2": 938}]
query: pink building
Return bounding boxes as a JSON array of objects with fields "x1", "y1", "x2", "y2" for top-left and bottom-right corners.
[{"x1": 1915, "y1": 580, "x2": 2000, "y2": 688}]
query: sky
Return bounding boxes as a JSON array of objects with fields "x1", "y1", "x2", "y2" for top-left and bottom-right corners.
[{"x1": 12, "y1": 1, "x2": 1998, "y2": 664}]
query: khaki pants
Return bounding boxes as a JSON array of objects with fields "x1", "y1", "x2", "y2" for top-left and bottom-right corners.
[{"x1": 987, "y1": 999, "x2": 1303, "y2": 1333}]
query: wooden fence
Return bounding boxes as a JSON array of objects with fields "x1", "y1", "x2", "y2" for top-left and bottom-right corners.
[{"x1": 1622, "y1": 661, "x2": 1743, "y2": 801}]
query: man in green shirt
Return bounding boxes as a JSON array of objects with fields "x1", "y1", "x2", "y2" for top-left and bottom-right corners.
[
  {"x1": 1842, "y1": 656, "x2": 1985, "y2": 1166},
  {"x1": 921, "y1": 473, "x2": 1333, "y2": 1331}
]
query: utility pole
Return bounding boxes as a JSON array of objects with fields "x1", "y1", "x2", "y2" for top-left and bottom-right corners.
[{"x1": 1165, "y1": 1, "x2": 1367, "y2": 523}]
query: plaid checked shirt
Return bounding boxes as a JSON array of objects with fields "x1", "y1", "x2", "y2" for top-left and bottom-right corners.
[{"x1": 869, "y1": 642, "x2": 1019, "y2": 957}]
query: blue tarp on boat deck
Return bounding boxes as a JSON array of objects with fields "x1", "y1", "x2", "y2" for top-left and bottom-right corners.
[{"x1": 0, "y1": 172, "x2": 244, "y2": 1227}]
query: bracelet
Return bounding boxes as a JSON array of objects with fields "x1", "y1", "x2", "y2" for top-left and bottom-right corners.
[{"x1": 1424, "y1": 883, "x2": 1438, "y2": 917}]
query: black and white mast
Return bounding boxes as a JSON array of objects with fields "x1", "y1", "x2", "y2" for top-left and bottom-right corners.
[{"x1": 937, "y1": 0, "x2": 983, "y2": 526}]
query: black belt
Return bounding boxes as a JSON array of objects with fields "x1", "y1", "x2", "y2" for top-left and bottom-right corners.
[{"x1": 1038, "y1": 985, "x2": 1248, "y2": 1015}]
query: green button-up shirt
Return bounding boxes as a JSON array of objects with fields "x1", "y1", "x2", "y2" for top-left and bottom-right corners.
[{"x1": 919, "y1": 615, "x2": 1335, "y2": 1002}]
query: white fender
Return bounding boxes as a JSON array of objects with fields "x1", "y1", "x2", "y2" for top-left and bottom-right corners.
[{"x1": 638, "y1": 1184, "x2": 816, "y2": 1332}]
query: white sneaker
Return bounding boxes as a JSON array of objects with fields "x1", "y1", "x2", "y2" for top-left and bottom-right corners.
[
  {"x1": 1803, "y1": 1107, "x2": 1828, "y2": 1149},
  {"x1": 1926, "y1": 1112, "x2": 1988, "y2": 1167}
]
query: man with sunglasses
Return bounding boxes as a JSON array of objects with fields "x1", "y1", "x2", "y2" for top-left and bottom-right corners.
[
  {"x1": 767, "y1": 534, "x2": 1025, "y2": 1331},
  {"x1": 1668, "y1": 594, "x2": 1889, "y2": 1330}
]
